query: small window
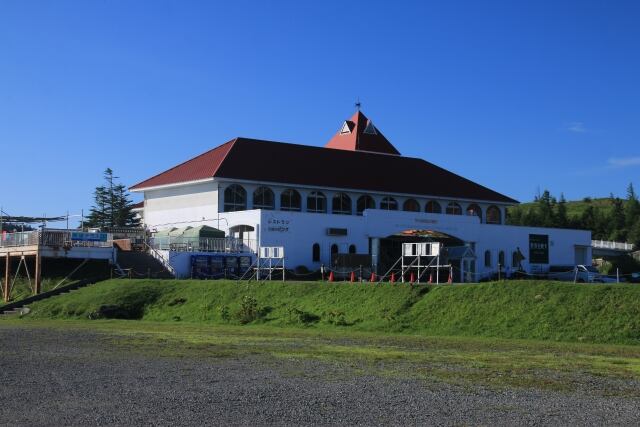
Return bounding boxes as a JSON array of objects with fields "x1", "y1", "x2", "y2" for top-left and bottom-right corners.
[
  {"x1": 446, "y1": 202, "x2": 462, "y2": 215},
  {"x1": 484, "y1": 250, "x2": 491, "y2": 267},
  {"x1": 253, "y1": 186, "x2": 274, "y2": 210},
  {"x1": 281, "y1": 189, "x2": 301, "y2": 211},
  {"x1": 224, "y1": 184, "x2": 247, "y2": 212},
  {"x1": 348, "y1": 244, "x2": 356, "y2": 254},
  {"x1": 486, "y1": 205, "x2": 502, "y2": 224},
  {"x1": 380, "y1": 197, "x2": 398, "y2": 210},
  {"x1": 403, "y1": 198, "x2": 420, "y2": 212},
  {"x1": 356, "y1": 195, "x2": 375, "y2": 215},
  {"x1": 425, "y1": 200, "x2": 441, "y2": 214},
  {"x1": 332, "y1": 193, "x2": 352, "y2": 215},
  {"x1": 331, "y1": 244, "x2": 339, "y2": 255},
  {"x1": 498, "y1": 251, "x2": 505, "y2": 267},
  {"x1": 363, "y1": 120, "x2": 377, "y2": 135},
  {"x1": 307, "y1": 191, "x2": 326, "y2": 213},
  {"x1": 466, "y1": 204, "x2": 482, "y2": 221},
  {"x1": 312, "y1": 243, "x2": 320, "y2": 262},
  {"x1": 512, "y1": 251, "x2": 519, "y2": 268}
]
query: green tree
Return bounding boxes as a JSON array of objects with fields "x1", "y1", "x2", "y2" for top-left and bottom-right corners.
[
  {"x1": 556, "y1": 193, "x2": 569, "y2": 228},
  {"x1": 85, "y1": 168, "x2": 140, "y2": 228},
  {"x1": 625, "y1": 183, "x2": 640, "y2": 229}
]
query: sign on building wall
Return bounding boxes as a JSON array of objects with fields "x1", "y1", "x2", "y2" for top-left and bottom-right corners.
[
  {"x1": 71, "y1": 232, "x2": 108, "y2": 242},
  {"x1": 529, "y1": 234, "x2": 549, "y2": 264}
]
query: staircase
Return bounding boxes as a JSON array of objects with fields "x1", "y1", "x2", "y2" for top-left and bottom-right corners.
[
  {"x1": 116, "y1": 251, "x2": 174, "y2": 279},
  {"x1": 0, "y1": 278, "x2": 100, "y2": 315}
]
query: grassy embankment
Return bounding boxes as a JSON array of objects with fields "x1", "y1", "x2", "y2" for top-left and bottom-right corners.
[{"x1": 18, "y1": 278, "x2": 640, "y2": 345}]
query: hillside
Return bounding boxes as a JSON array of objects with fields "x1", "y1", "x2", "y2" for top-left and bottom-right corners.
[
  {"x1": 514, "y1": 197, "x2": 613, "y2": 222},
  {"x1": 19, "y1": 279, "x2": 640, "y2": 345}
]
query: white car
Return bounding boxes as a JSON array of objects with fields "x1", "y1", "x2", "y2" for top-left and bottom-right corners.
[{"x1": 548, "y1": 265, "x2": 603, "y2": 283}]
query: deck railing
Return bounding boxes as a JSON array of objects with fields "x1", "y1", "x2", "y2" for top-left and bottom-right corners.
[
  {"x1": 591, "y1": 240, "x2": 634, "y2": 251},
  {"x1": 0, "y1": 229, "x2": 113, "y2": 249},
  {"x1": 148, "y1": 236, "x2": 256, "y2": 254}
]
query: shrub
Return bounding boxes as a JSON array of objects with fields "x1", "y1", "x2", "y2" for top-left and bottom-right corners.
[
  {"x1": 236, "y1": 295, "x2": 260, "y2": 324},
  {"x1": 218, "y1": 305, "x2": 231, "y2": 322},
  {"x1": 325, "y1": 310, "x2": 347, "y2": 326},
  {"x1": 286, "y1": 307, "x2": 320, "y2": 325}
]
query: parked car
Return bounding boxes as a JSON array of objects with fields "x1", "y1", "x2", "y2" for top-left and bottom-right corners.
[{"x1": 547, "y1": 265, "x2": 604, "y2": 283}]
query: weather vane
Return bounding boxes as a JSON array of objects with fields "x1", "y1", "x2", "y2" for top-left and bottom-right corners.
[{"x1": 355, "y1": 97, "x2": 361, "y2": 111}]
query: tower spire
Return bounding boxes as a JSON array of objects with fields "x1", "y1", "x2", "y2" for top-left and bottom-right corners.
[{"x1": 355, "y1": 97, "x2": 361, "y2": 112}]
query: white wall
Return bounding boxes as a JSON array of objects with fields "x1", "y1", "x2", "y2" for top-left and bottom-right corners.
[{"x1": 143, "y1": 181, "x2": 219, "y2": 230}]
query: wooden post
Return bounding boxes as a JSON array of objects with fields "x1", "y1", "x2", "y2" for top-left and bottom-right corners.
[
  {"x1": 34, "y1": 252, "x2": 42, "y2": 295},
  {"x1": 3, "y1": 253, "x2": 10, "y2": 302}
]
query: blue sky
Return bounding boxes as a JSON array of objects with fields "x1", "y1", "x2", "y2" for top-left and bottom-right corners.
[{"x1": 1, "y1": 1, "x2": 639, "y2": 226}]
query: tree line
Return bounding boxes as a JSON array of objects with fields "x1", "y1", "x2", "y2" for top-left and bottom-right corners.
[{"x1": 506, "y1": 184, "x2": 640, "y2": 246}]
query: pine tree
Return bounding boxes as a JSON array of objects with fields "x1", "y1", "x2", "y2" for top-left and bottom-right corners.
[
  {"x1": 556, "y1": 193, "x2": 568, "y2": 228},
  {"x1": 85, "y1": 168, "x2": 141, "y2": 229}
]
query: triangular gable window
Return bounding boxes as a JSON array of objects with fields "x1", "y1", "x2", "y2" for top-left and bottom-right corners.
[
  {"x1": 363, "y1": 120, "x2": 377, "y2": 135},
  {"x1": 340, "y1": 121, "x2": 352, "y2": 134}
]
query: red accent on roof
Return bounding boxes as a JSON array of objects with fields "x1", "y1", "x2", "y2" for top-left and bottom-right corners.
[
  {"x1": 129, "y1": 139, "x2": 236, "y2": 190},
  {"x1": 325, "y1": 111, "x2": 400, "y2": 155},
  {"x1": 132, "y1": 201, "x2": 144, "y2": 209}
]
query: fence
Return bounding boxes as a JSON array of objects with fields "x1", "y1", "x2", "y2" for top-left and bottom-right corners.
[
  {"x1": 0, "y1": 229, "x2": 113, "y2": 249},
  {"x1": 591, "y1": 240, "x2": 634, "y2": 251},
  {"x1": 148, "y1": 236, "x2": 256, "y2": 254}
]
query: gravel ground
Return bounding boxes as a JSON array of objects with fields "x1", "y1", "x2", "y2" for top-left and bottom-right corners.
[{"x1": 1, "y1": 326, "x2": 639, "y2": 426}]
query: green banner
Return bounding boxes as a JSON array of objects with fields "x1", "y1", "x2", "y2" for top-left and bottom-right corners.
[{"x1": 529, "y1": 234, "x2": 549, "y2": 264}]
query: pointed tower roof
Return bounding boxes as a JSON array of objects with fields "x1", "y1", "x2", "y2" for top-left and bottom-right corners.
[{"x1": 325, "y1": 110, "x2": 400, "y2": 155}]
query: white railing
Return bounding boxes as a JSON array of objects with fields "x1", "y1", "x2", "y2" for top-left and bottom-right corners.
[
  {"x1": 591, "y1": 240, "x2": 634, "y2": 251},
  {"x1": 0, "y1": 229, "x2": 113, "y2": 249},
  {"x1": 148, "y1": 236, "x2": 256, "y2": 254}
]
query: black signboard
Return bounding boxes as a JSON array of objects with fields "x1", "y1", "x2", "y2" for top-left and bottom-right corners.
[{"x1": 529, "y1": 234, "x2": 549, "y2": 264}]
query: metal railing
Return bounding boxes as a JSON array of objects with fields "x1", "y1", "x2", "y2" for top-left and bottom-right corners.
[
  {"x1": 148, "y1": 236, "x2": 256, "y2": 254},
  {"x1": 591, "y1": 240, "x2": 634, "y2": 251},
  {"x1": 0, "y1": 229, "x2": 113, "y2": 249}
]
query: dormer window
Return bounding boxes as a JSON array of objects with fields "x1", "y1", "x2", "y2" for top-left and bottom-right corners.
[
  {"x1": 363, "y1": 120, "x2": 377, "y2": 135},
  {"x1": 340, "y1": 121, "x2": 353, "y2": 134}
]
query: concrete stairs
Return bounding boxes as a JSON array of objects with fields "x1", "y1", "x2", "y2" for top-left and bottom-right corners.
[{"x1": 116, "y1": 251, "x2": 174, "y2": 279}]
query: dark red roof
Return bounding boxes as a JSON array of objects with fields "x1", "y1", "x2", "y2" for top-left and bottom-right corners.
[
  {"x1": 132, "y1": 201, "x2": 144, "y2": 209},
  {"x1": 130, "y1": 139, "x2": 235, "y2": 190},
  {"x1": 325, "y1": 111, "x2": 400, "y2": 155},
  {"x1": 131, "y1": 137, "x2": 517, "y2": 204}
]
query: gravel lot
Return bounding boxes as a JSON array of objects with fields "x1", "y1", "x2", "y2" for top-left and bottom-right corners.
[{"x1": 1, "y1": 325, "x2": 639, "y2": 426}]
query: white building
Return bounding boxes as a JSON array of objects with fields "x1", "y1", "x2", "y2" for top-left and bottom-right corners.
[{"x1": 130, "y1": 110, "x2": 591, "y2": 280}]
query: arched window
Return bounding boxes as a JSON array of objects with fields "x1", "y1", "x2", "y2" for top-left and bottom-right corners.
[
  {"x1": 486, "y1": 205, "x2": 502, "y2": 224},
  {"x1": 312, "y1": 243, "x2": 320, "y2": 262},
  {"x1": 403, "y1": 198, "x2": 420, "y2": 212},
  {"x1": 307, "y1": 191, "x2": 326, "y2": 213},
  {"x1": 253, "y1": 186, "x2": 274, "y2": 210},
  {"x1": 498, "y1": 251, "x2": 505, "y2": 267},
  {"x1": 484, "y1": 250, "x2": 491, "y2": 267},
  {"x1": 331, "y1": 244, "x2": 339, "y2": 255},
  {"x1": 466, "y1": 204, "x2": 482, "y2": 221},
  {"x1": 348, "y1": 244, "x2": 356, "y2": 254},
  {"x1": 280, "y1": 189, "x2": 301, "y2": 211},
  {"x1": 446, "y1": 202, "x2": 462, "y2": 215},
  {"x1": 356, "y1": 195, "x2": 375, "y2": 215},
  {"x1": 380, "y1": 197, "x2": 398, "y2": 210},
  {"x1": 332, "y1": 193, "x2": 352, "y2": 215},
  {"x1": 425, "y1": 200, "x2": 441, "y2": 214},
  {"x1": 224, "y1": 184, "x2": 246, "y2": 212}
]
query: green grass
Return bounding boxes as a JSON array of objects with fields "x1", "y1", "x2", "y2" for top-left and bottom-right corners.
[
  {"x1": 517, "y1": 197, "x2": 614, "y2": 219},
  {"x1": 4, "y1": 319, "x2": 640, "y2": 394},
  {"x1": 15, "y1": 279, "x2": 640, "y2": 345}
]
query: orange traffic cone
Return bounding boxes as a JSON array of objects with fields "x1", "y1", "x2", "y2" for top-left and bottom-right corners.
[
  {"x1": 409, "y1": 272, "x2": 415, "y2": 283},
  {"x1": 447, "y1": 268, "x2": 452, "y2": 284},
  {"x1": 369, "y1": 272, "x2": 376, "y2": 282},
  {"x1": 350, "y1": 271, "x2": 356, "y2": 283},
  {"x1": 390, "y1": 272, "x2": 396, "y2": 283},
  {"x1": 328, "y1": 271, "x2": 334, "y2": 282}
]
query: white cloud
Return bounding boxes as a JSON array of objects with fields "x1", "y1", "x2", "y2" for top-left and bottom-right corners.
[
  {"x1": 607, "y1": 157, "x2": 640, "y2": 168},
  {"x1": 567, "y1": 122, "x2": 587, "y2": 133}
]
